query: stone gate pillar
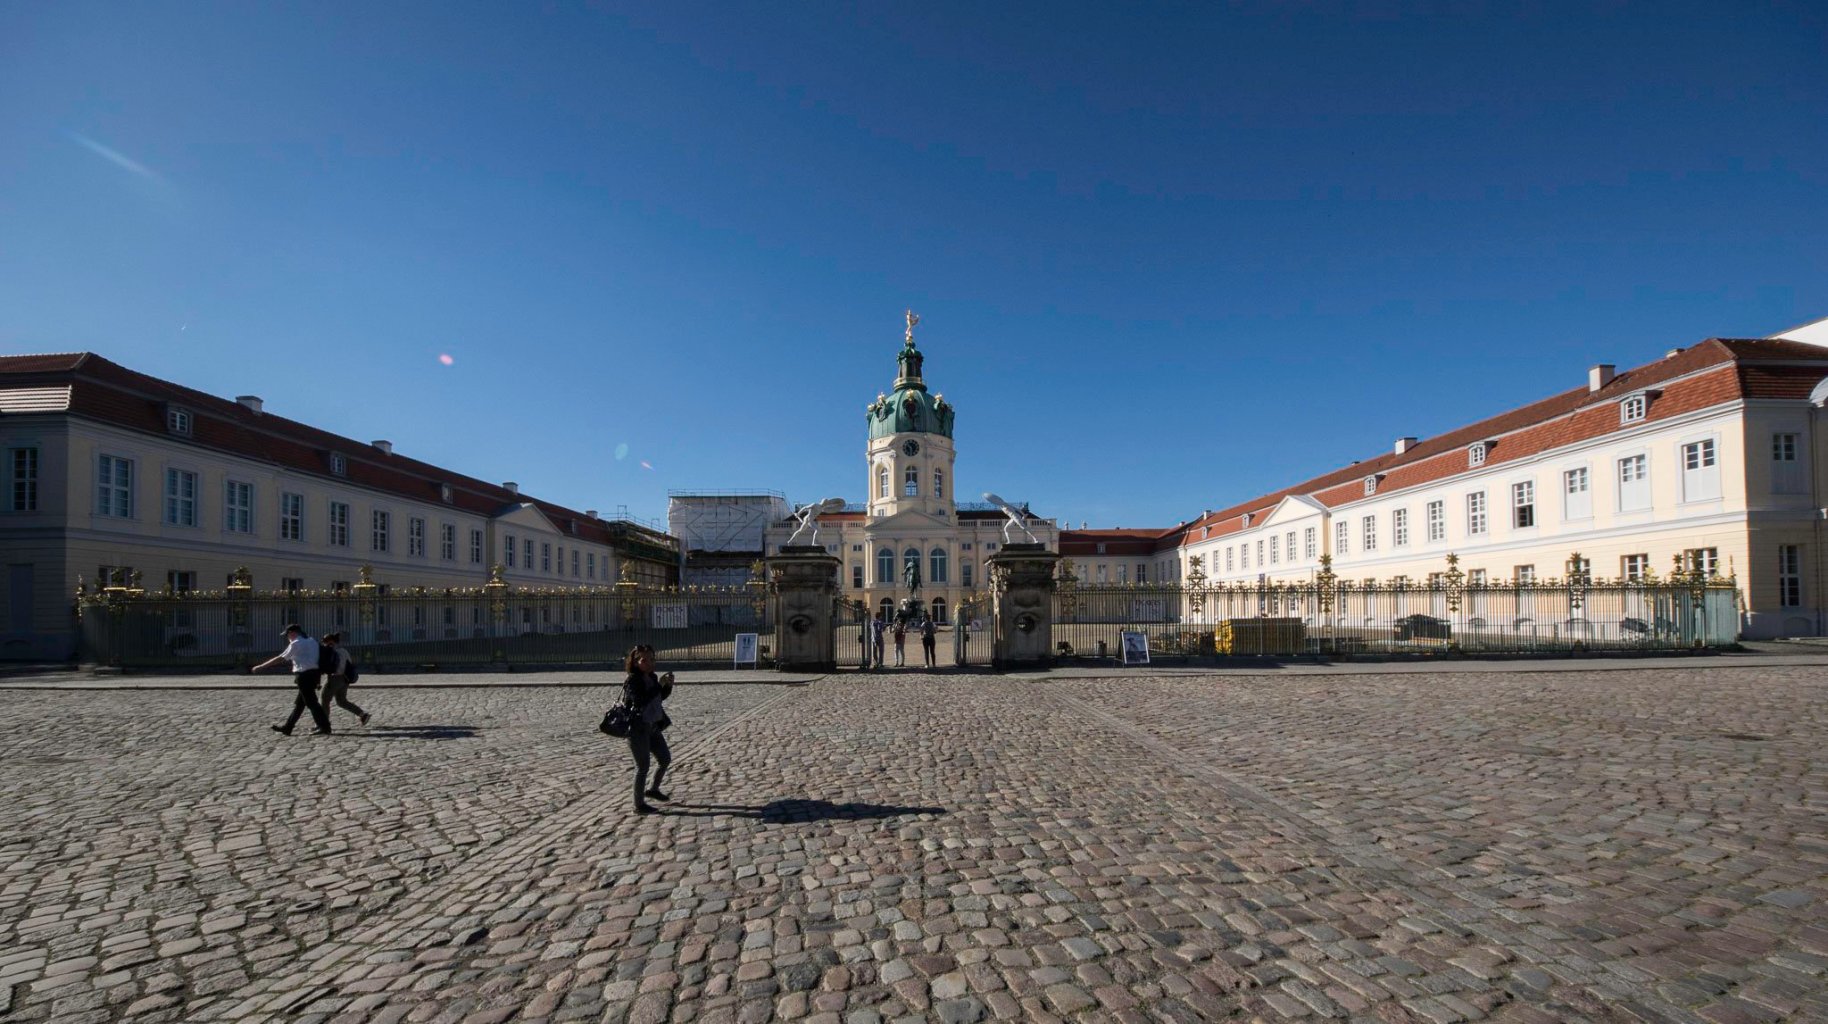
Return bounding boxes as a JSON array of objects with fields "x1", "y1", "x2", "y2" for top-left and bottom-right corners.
[
  {"x1": 769, "y1": 546, "x2": 842, "y2": 672},
  {"x1": 988, "y1": 543, "x2": 1061, "y2": 668}
]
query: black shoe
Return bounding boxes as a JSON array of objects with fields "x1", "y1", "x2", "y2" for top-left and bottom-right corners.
[
  {"x1": 635, "y1": 803, "x2": 657, "y2": 815},
  {"x1": 645, "y1": 788, "x2": 670, "y2": 801},
  {"x1": 312, "y1": 728, "x2": 332, "y2": 735},
  {"x1": 271, "y1": 725, "x2": 292, "y2": 736}
]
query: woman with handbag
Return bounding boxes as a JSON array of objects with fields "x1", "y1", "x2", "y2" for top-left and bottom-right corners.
[{"x1": 621, "y1": 644, "x2": 674, "y2": 814}]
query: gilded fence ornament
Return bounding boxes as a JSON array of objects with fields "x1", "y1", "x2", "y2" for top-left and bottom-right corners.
[
  {"x1": 1314, "y1": 554, "x2": 1339, "y2": 614},
  {"x1": 1565, "y1": 551, "x2": 1589, "y2": 610},
  {"x1": 1442, "y1": 553, "x2": 1466, "y2": 613}
]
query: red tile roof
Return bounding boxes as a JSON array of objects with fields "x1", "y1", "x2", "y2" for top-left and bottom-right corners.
[{"x1": 0, "y1": 352, "x2": 676, "y2": 554}]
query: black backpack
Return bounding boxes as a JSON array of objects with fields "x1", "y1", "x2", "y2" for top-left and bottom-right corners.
[
  {"x1": 317, "y1": 642, "x2": 339, "y2": 674},
  {"x1": 344, "y1": 656, "x2": 360, "y2": 684}
]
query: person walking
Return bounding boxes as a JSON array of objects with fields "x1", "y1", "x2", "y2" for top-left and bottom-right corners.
[
  {"x1": 252, "y1": 624, "x2": 332, "y2": 736},
  {"x1": 871, "y1": 615, "x2": 886, "y2": 667},
  {"x1": 318, "y1": 632, "x2": 370, "y2": 726},
  {"x1": 622, "y1": 645, "x2": 674, "y2": 815},
  {"x1": 921, "y1": 615, "x2": 938, "y2": 668},
  {"x1": 892, "y1": 620, "x2": 907, "y2": 667}
]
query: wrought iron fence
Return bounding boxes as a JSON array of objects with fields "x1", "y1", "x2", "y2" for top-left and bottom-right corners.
[
  {"x1": 76, "y1": 565, "x2": 775, "y2": 672},
  {"x1": 831, "y1": 598, "x2": 994, "y2": 669},
  {"x1": 1052, "y1": 553, "x2": 1741, "y2": 662}
]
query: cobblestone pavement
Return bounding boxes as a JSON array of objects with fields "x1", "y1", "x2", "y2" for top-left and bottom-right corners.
[{"x1": 2, "y1": 666, "x2": 1824, "y2": 1024}]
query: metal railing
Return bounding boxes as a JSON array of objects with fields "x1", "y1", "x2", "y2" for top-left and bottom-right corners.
[{"x1": 1052, "y1": 553, "x2": 1740, "y2": 662}]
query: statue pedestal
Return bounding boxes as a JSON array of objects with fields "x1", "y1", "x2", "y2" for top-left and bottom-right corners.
[
  {"x1": 769, "y1": 546, "x2": 841, "y2": 672},
  {"x1": 988, "y1": 543, "x2": 1060, "y2": 669}
]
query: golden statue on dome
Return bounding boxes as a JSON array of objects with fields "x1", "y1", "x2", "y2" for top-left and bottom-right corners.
[{"x1": 904, "y1": 309, "x2": 920, "y2": 345}]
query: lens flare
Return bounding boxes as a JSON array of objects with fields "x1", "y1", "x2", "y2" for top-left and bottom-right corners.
[
  {"x1": 438, "y1": 354, "x2": 454, "y2": 366},
  {"x1": 640, "y1": 461, "x2": 654, "y2": 471},
  {"x1": 614, "y1": 443, "x2": 629, "y2": 460}
]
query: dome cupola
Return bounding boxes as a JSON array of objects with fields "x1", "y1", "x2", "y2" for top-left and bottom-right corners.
[{"x1": 867, "y1": 310, "x2": 956, "y2": 440}]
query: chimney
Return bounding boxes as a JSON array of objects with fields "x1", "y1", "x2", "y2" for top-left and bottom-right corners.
[
  {"x1": 1588, "y1": 364, "x2": 1616, "y2": 392},
  {"x1": 371, "y1": 440, "x2": 393, "y2": 455},
  {"x1": 503, "y1": 481, "x2": 519, "y2": 494},
  {"x1": 236, "y1": 395, "x2": 264, "y2": 414},
  {"x1": 1666, "y1": 347, "x2": 1683, "y2": 359},
  {"x1": 586, "y1": 510, "x2": 599, "y2": 519},
  {"x1": 1394, "y1": 437, "x2": 1417, "y2": 456}
]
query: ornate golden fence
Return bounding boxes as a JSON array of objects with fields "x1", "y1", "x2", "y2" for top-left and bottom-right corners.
[
  {"x1": 1052, "y1": 553, "x2": 1741, "y2": 660},
  {"x1": 76, "y1": 564, "x2": 773, "y2": 672}
]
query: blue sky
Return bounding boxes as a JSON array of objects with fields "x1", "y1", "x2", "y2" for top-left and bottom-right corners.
[{"x1": 3, "y1": 2, "x2": 1825, "y2": 529}]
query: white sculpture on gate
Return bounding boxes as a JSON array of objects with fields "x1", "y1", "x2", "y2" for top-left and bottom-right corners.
[
  {"x1": 785, "y1": 497, "x2": 848, "y2": 546},
  {"x1": 982, "y1": 492, "x2": 1038, "y2": 545}
]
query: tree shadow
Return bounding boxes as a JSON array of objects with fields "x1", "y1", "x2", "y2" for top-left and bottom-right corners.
[
  {"x1": 349, "y1": 725, "x2": 480, "y2": 740},
  {"x1": 659, "y1": 799, "x2": 946, "y2": 823}
]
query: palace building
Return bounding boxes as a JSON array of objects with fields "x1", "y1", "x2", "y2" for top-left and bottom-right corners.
[{"x1": 0, "y1": 353, "x2": 678, "y2": 662}]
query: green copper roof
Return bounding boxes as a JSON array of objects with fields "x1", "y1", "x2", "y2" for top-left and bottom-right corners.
[{"x1": 866, "y1": 340, "x2": 955, "y2": 439}]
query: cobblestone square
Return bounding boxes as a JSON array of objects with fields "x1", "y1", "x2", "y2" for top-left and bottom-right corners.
[{"x1": 1, "y1": 664, "x2": 1824, "y2": 1023}]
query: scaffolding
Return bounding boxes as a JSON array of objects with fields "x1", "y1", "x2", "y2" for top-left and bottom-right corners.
[{"x1": 667, "y1": 491, "x2": 791, "y2": 554}]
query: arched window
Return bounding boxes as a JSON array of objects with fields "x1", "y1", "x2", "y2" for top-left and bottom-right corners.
[
  {"x1": 904, "y1": 466, "x2": 918, "y2": 496},
  {"x1": 934, "y1": 469, "x2": 945, "y2": 498},
  {"x1": 929, "y1": 546, "x2": 948, "y2": 584},
  {"x1": 879, "y1": 597, "x2": 893, "y2": 621},
  {"x1": 876, "y1": 465, "x2": 889, "y2": 499},
  {"x1": 876, "y1": 547, "x2": 895, "y2": 583},
  {"x1": 903, "y1": 547, "x2": 920, "y2": 582},
  {"x1": 931, "y1": 597, "x2": 947, "y2": 623}
]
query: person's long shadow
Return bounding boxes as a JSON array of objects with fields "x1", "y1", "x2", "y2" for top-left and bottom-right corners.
[
  {"x1": 349, "y1": 725, "x2": 480, "y2": 740},
  {"x1": 660, "y1": 799, "x2": 945, "y2": 823}
]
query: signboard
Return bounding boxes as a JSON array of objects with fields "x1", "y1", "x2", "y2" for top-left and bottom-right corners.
[
  {"x1": 734, "y1": 632, "x2": 759, "y2": 667},
  {"x1": 1120, "y1": 630, "x2": 1150, "y2": 665},
  {"x1": 651, "y1": 604, "x2": 687, "y2": 629}
]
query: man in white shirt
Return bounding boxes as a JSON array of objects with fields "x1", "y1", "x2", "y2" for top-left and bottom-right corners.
[{"x1": 251, "y1": 623, "x2": 332, "y2": 735}]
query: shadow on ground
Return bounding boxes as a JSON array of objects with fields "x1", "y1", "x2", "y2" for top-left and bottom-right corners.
[
  {"x1": 350, "y1": 724, "x2": 481, "y2": 740},
  {"x1": 659, "y1": 799, "x2": 946, "y2": 823}
]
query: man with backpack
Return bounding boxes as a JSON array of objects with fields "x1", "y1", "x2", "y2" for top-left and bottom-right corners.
[
  {"x1": 318, "y1": 632, "x2": 371, "y2": 726},
  {"x1": 251, "y1": 623, "x2": 333, "y2": 736}
]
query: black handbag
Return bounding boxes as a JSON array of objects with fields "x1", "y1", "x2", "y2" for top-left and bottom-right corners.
[{"x1": 599, "y1": 703, "x2": 636, "y2": 738}]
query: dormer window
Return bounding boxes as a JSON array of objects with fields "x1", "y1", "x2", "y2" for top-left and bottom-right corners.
[
  {"x1": 1620, "y1": 394, "x2": 1647, "y2": 424},
  {"x1": 439, "y1": 483, "x2": 453, "y2": 504},
  {"x1": 1363, "y1": 475, "x2": 1380, "y2": 496},
  {"x1": 1242, "y1": 512, "x2": 1254, "y2": 528},
  {"x1": 1468, "y1": 442, "x2": 1488, "y2": 468},
  {"x1": 166, "y1": 407, "x2": 193, "y2": 436},
  {"x1": 329, "y1": 452, "x2": 347, "y2": 477}
]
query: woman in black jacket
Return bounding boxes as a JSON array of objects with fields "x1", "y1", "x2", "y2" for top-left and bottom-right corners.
[{"x1": 622, "y1": 644, "x2": 674, "y2": 814}]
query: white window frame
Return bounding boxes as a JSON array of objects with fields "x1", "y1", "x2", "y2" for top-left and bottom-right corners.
[
  {"x1": 1286, "y1": 531, "x2": 1296, "y2": 562},
  {"x1": 1468, "y1": 442, "x2": 1487, "y2": 468},
  {"x1": 280, "y1": 491, "x2": 304, "y2": 541},
  {"x1": 1425, "y1": 500, "x2": 1444, "y2": 542},
  {"x1": 328, "y1": 501, "x2": 351, "y2": 547},
  {"x1": 96, "y1": 454, "x2": 135, "y2": 518},
  {"x1": 166, "y1": 408, "x2": 193, "y2": 436},
  {"x1": 1335, "y1": 520, "x2": 1349, "y2": 556},
  {"x1": 1303, "y1": 528, "x2": 1315, "y2": 559},
  {"x1": 8, "y1": 447, "x2": 39, "y2": 512},
  {"x1": 224, "y1": 479, "x2": 254, "y2": 534},
  {"x1": 1392, "y1": 508, "x2": 1409, "y2": 547},
  {"x1": 1779, "y1": 545, "x2": 1802, "y2": 607},
  {"x1": 1361, "y1": 515, "x2": 1376, "y2": 552},
  {"x1": 471, "y1": 529, "x2": 484, "y2": 564},
  {"x1": 372, "y1": 509, "x2": 391, "y2": 553},
  {"x1": 1511, "y1": 480, "x2": 1535, "y2": 529},
  {"x1": 329, "y1": 452, "x2": 348, "y2": 476},
  {"x1": 1679, "y1": 435, "x2": 1721, "y2": 503},
  {"x1": 1620, "y1": 394, "x2": 1646, "y2": 424},
  {"x1": 903, "y1": 466, "x2": 918, "y2": 497},
  {"x1": 1466, "y1": 491, "x2": 1487, "y2": 536},
  {"x1": 1621, "y1": 554, "x2": 1648, "y2": 582},
  {"x1": 164, "y1": 467, "x2": 199, "y2": 527},
  {"x1": 506, "y1": 534, "x2": 518, "y2": 568},
  {"x1": 1617, "y1": 451, "x2": 1651, "y2": 512},
  {"x1": 929, "y1": 547, "x2": 948, "y2": 584},
  {"x1": 440, "y1": 523, "x2": 457, "y2": 560},
  {"x1": 1562, "y1": 466, "x2": 1591, "y2": 521},
  {"x1": 934, "y1": 469, "x2": 944, "y2": 499}
]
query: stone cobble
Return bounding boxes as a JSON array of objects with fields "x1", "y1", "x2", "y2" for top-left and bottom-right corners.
[{"x1": 2, "y1": 666, "x2": 1825, "y2": 1024}]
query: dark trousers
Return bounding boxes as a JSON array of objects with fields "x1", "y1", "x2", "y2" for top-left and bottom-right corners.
[
  {"x1": 922, "y1": 635, "x2": 936, "y2": 666},
  {"x1": 320, "y1": 674, "x2": 366, "y2": 719},
  {"x1": 283, "y1": 671, "x2": 331, "y2": 733},
  {"x1": 629, "y1": 728, "x2": 671, "y2": 804}
]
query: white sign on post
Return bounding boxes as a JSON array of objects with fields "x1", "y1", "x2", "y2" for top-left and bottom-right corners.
[
  {"x1": 734, "y1": 632, "x2": 759, "y2": 667},
  {"x1": 1119, "y1": 630, "x2": 1150, "y2": 665},
  {"x1": 651, "y1": 604, "x2": 687, "y2": 629}
]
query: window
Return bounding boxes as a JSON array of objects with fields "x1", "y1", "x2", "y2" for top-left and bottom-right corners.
[
  {"x1": 934, "y1": 469, "x2": 944, "y2": 498},
  {"x1": 330, "y1": 452, "x2": 347, "y2": 476},
  {"x1": 1468, "y1": 442, "x2": 1488, "y2": 467},
  {"x1": 524, "y1": 539, "x2": 534, "y2": 570},
  {"x1": 556, "y1": 546, "x2": 563, "y2": 574},
  {"x1": 1467, "y1": 491, "x2": 1487, "y2": 535},
  {"x1": 852, "y1": 564, "x2": 864, "y2": 589},
  {"x1": 1335, "y1": 521, "x2": 1349, "y2": 556},
  {"x1": 219, "y1": 480, "x2": 253, "y2": 533},
  {"x1": 372, "y1": 510, "x2": 390, "y2": 552},
  {"x1": 1138, "y1": 563, "x2": 1149, "y2": 583},
  {"x1": 506, "y1": 534, "x2": 518, "y2": 568},
  {"x1": 440, "y1": 523, "x2": 457, "y2": 560},
  {"x1": 876, "y1": 465, "x2": 888, "y2": 499},
  {"x1": 1685, "y1": 547, "x2": 1719, "y2": 577},
  {"x1": 1363, "y1": 476, "x2": 1378, "y2": 496},
  {"x1": 8, "y1": 448, "x2": 38, "y2": 511},
  {"x1": 931, "y1": 598, "x2": 946, "y2": 623},
  {"x1": 1226, "y1": 547, "x2": 1234, "y2": 572},
  {"x1": 572, "y1": 551, "x2": 581, "y2": 577},
  {"x1": 96, "y1": 565, "x2": 135, "y2": 588},
  {"x1": 1779, "y1": 545, "x2": 1802, "y2": 607},
  {"x1": 930, "y1": 547, "x2": 948, "y2": 584},
  {"x1": 1681, "y1": 439, "x2": 1720, "y2": 501},
  {"x1": 1286, "y1": 531, "x2": 1296, "y2": 562},
  {"x1": 470, "y1": 528, "x2": 483, "y2": 564},
  {"x1": 1468, "y1": 569, "x2": 1487, "y2": 587},
  {"x1": 1425, "y1": 500, "x2": 1444, "y2": 542},
  {"x1": 877, "y1": 547, "x2": 894, "y2": 584},
  {"x1": 409, "y1": 517, "x2": 426, "y2": 557},
  {"x1": 1512, "y1": 481, "x2": 1535, "y2": 529},
  {"x1": 1774, "y1": 433, "x2": 1805, "y2": 494},
  {"x1": 96, "y1": 456, "x2": 134, "y2": 517},
  {"x1": 329, "y1": 501, "x2": 350, "y2": 546},
  {"x1": 1514, "y1": 565, "x2": 1536, "y2": 584},
  {"x1": 1239, "y1": 543, "x2": 1248, "y2": 570},
  {"x1": 1303, "y1": 528, "x2": 1316, "y2": 559},
  {"x1": 1621, "y1": 554, "x2": 1648, "y2": 582},
  {"x1": 587, "y1": 552, "x2": 596, "y2": 579},
  {"x1": 279, "y1": 492, "x2": 304, "y2": 541},
  {"x1": 1568, "y1": 555, "x2": 1590, "y2": 579},
  {"x1": 164, "y1": 469, "x2": 199, "y2": 526},
  {"x1": 1361, "y1": 516, "x2": 1376, "y2": 552},
  {"x1": 1618, "y1": 454, "x2": 1650, "y2": 511},
  {"x1": 1384, "y1": 508, "x2": 1405, "y2": 547},
  {"x1": 1117, "y1": 564, "x2": 1128, "y2": 583},
  {"x1": 904, "y1": 467, "x2": 918, "y2": 497},
  {"x1": 166, "y1": 408, "x2": 192, "y2": 436},
  {"x1": 281, "y1": 577, "x2": 303, "y2": 592},
  {"x1": 1269, "y1": 535, "x2": 1279, "y2": 564},
  {"x1": 1621, "y1": 395, "x2": 1646, "y2": 424},
  {"x1": 167, "y1": 570, "x2": 196, "y2": 593},
  {"x1": 1563, "y1": 468, "x2": 1591, "y2": 520},
  {"x1": 961, "y1": 563, "x2": 973, "y2": 588},
  {"x1": 1096, "y1": 564, "x2": 1108, "y2": 583},
  {"x1": 541, "y1": 543, "x2": 552, "y2": 572}
]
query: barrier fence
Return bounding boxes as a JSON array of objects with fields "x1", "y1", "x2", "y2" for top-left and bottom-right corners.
[{"x1": 1052, "y1": 554, "x2": 1740, "y2": 662}]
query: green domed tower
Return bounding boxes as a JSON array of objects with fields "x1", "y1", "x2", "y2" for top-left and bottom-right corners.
[{"x1": 866, "y1": 311, "x2": 957, "y2": 520}]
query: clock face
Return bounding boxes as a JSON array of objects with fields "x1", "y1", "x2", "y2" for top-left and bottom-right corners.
[{"x1": 901, "y1": 439, "x2": 920, "y2": 456}]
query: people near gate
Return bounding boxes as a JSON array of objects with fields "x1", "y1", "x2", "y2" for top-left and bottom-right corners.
[
  {"x1": 921, "y1": 614, "x2": 938, "y2": 668},
  {"x1": 621, "y1": 644, "x2": 675, "y2": 815},
  {"x1": 871, "y1": 614, "x2": 887, "y2": 667},
  {"x1": 251, "y1": 623, "x2": 332, "y2": 736},
  {"x1": 892, "y1": 619, "x2": 907, "y2": 667},
  {"x1": 318, "y1": 632, "x2": 371, "y2": 726}
]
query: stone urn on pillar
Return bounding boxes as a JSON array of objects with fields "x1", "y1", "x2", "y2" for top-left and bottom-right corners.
[
  {"x1": 768, "y1": 545, "x2": 842, "y2": 672},
  {"x1": 988, "y1": 542, "x2": 1061, "y2": 668}
]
